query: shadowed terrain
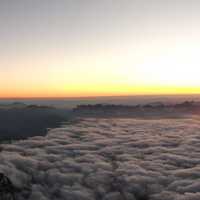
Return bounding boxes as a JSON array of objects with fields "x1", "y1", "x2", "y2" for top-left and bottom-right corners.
[{"x1": 0, "y1": 103, "x2": 71, "y2": 141}]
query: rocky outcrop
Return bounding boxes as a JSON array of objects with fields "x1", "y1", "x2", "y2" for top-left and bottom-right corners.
[{"x1": 0, "y1": 173, "x2": 18, "y2": 200}]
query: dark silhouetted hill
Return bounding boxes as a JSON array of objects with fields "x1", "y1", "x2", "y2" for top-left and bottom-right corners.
[{"x1": 0, "y1": 103, "x2": 71, "y2": 141}]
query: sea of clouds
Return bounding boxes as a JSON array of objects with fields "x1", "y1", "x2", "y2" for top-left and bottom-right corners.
[{"x1": 0, "y1": 117, "x2": 200, "y2": 199}]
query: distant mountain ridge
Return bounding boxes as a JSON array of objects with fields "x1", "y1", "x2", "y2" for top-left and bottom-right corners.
[
  {"x1": 0, "y1": 102, "x2": 54, "y2": 110},
  {"x1": 73, "y1": 101, "x2": 200, "y2": 118}
]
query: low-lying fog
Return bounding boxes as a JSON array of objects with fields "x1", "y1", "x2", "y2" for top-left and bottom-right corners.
[{"x1": 0, "y1": 116, "x2": 200, "y2": 199}]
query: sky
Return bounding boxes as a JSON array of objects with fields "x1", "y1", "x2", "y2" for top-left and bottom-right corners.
[{"x1": 1, "y1": 0, "x2": 200, "y2": 98}]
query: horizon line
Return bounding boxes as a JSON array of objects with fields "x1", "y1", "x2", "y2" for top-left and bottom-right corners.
[{"x1": 1, "y1": 93, "x2": 200, "y2": 99}]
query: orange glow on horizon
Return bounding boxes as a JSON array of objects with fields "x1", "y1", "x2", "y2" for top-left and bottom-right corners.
[
  {"x1": 1, "y1": 85, "x2": 200, "y2": 98},
  {"x1": 2, "y1": 1, "x2": 200, "y2": 99}
]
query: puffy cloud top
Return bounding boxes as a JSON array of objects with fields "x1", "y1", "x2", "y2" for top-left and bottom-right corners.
[{"x1": 0, "y1": 118, "x2": 200, "y2": 199}]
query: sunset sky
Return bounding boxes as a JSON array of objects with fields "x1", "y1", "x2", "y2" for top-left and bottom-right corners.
[{"x1": 1, "y1": 0, "x2": 200, "y2": 98}]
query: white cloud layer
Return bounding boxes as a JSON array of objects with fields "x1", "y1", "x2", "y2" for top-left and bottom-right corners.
[{"x1": 0, "y1": 117, "x2": 200, "y2": 199}]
